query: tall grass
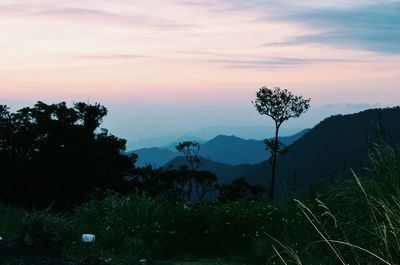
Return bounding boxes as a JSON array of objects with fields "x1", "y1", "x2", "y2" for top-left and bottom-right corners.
[
  {"x1": 66, "y1": 193, "x2": 167, "y2": 263},
  {"x1": 65, "y1": 193, "x2": 294, "y2": 264},
  {"x1": 269, "y1": 140, "x2": 400, "y2": 264}
]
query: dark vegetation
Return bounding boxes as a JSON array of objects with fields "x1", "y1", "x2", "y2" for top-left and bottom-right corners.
[
  {"x1": 0, "y1": 99, "x2": 400, "y2": 264},
  {"x1": 0, "y1": 102, "x2": 135, "y2": 210}
]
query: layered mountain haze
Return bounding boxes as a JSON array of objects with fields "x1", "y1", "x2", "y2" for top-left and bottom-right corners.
[
  {"x1": 162, "y1": 107, "x2": 400, "y2": 200},
  {"x1": 243, "y1": 107, "x2": 400, "y2": 199},
  {"x1": 165, "y1": 157, "x2": 253, "y2": 185},
  {"x1": 130, "y1": 126, "x2": 303, "y2": 150},
  {"x1": 131, "y1": 129, "x2": 309, "y2": 167},
  {"x1": 199, "y1": 129, "x2": 310, "y2": 165},
  {"x1": 131, "y1": 148, "x2": 178, "y2": 168}
]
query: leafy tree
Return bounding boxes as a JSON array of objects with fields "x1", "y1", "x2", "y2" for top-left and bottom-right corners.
[
  {"x1": 253, "y1": 87, "x2": 310, "y2": 200},
  {"x1": 175, "y1": 141, "x2": 201, "y2": 201},
  {"x1": 173, "y1": 141, "x2": 217, "y2": 202},
  {"x1": 0, "y1": 101, "x2": 136, "y2": 210},
  {"x1": 175, "y1": 141, "x2": 201, "y2": 170},
  {"x1": 216, "y1": 178, "x2": 266, "y2": 202},
  {"x1": 125, "y1": 165, "x2": 217, "y2": 202}
]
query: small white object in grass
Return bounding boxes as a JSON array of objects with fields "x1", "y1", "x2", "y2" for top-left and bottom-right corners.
[
  {"x1": 0, "y1": 236, "x2": 3, "y2": 241},
  {"x1": 81, "y1": 234, "x2": 95, "y2": 243},
  {"x1": 139, "y1": 258, "x2": 147, "y2": 265}
]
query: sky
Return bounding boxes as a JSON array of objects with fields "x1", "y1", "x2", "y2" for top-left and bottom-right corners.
[{"x1": 0, "y1": 0, "x2": 399, "y2": 146}]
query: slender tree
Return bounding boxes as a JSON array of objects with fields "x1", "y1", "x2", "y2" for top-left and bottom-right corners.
[
  {"x1": 252, "y1": 86, "x2": 310, "y2": 200},
  {"x1": 175, "y1": 141, "x2": 201, "y2": 201},
  {"x1": 175, "y1": 141, "x2": 201, "y2": 171},
  {"x1": 194, "y1": 170, "x2": 217, "y2": 201}
]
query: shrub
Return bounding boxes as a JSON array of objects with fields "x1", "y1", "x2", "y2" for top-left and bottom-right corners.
[
  {"x1": 67, "y1": 193, "x2": 167, "y2": 263},
  {"x1": 18, "y1": 210, "x2": 73, "y2": 254}
]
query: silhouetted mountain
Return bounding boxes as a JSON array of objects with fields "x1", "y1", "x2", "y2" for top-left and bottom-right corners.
[
  {"x1": 200, "y1": 136, "x2": 265, "y2": 165},
  {"x1": 165, "y1": 156, "x2": 251, "y2": 185},
  {"x1": 133, "y1": 129, "x2": 309, "y2": 167},
  {"x1": 131, "y1": 135, "x2": 205, "y2": 150},
  {"x1": 279, "y1": 129, "x2": 311, "y2": 145},
  {"x1": 132, "y1": 148, "x2": 178, "y2": 167},
  {"x1": 163, "y1": 129, "x2": 309, "y2": 183},
  {"x1": 242, "y1": 107, "x2": 400, "y2": 200},
  {"x1": 199, "y1": 129, "x2": 309, "y2": 165},
  {"x1": 186, "y1": 126, "x2": 303, "y2": 141},
  {"x1": 130, "y1": 126, "x2": 303, "y2": 149}
]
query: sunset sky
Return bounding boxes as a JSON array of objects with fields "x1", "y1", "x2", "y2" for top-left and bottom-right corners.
[{"x1": 1, "y1": 0, "x2": 399, "y2": 147}]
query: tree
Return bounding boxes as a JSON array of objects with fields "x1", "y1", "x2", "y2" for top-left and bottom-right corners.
[
  {"x1": 216, "y1": 178, "x2": 266, "y2": 202},
  {"x1": 0, "y1": 101, "x2": 136, "y2": 210},
  {"x1": 175, "y1": 141, "x2": 201, "y2": 171},
  {"x1": 194, "y1": 170, "x2": 217, "y2": 201},
  {"x1": 174, "y1": 141, "x2": 216, "y2": 202},
  {"x1": 175, "y1": 141, "x2": 201, "y2": 201},
  {"x1": 252, "y1": 87, "x2": 310, "y2": 200}
]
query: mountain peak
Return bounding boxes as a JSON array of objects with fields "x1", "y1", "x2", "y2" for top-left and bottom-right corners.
[{"x1": 210, "y1": 134, "x2": 244, "y2": 142}]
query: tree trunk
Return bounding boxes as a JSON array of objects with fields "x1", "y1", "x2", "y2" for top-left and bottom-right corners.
[
  {"x1": 269, "y1": 125, "x2": 280, "y2": 200},
  {"x1": 187, "y1": 180, "x2": 193, "y2": 202}
]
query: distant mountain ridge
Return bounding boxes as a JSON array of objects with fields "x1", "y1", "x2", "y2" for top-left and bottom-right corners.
[
  {"x1": 131, "y1": 148, "x2": 178, "y2": 168},
  {"x1": 165, "y1": 156, "x2": 253, "y2": 185},
  {"x1": 199, "y1": 129, "x2": 310, "y2": 165},
  {"x1": 163, "y1": 107, "x2": 400, "y2": 200},
  {"x1": 132, "y1": 129, "x2": 309, "y2": 167},
  {"x1": 130, "y1": 126, "x2": 303, "y2": 149},
  {"x1": 242, "y1": 107, "x2": 400, "y2": 199}
]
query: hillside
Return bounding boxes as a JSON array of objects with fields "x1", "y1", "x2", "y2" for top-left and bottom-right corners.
[
  {"x1": 133, "y1": 129, "x2": 309, "y2": 167},
  {"x1": 131, "y1": 148, "x2": 178, "y2": 167},
  {"x1": 200, "y1": 129, "x2": 309, "y2": 165},
  {"x1": 130, "y1": 126, "x2": 303, "y2": 150},
  {"x1": 242, "y1": 107, "x2": 400, "y2": 199},
  {"x1": 164, "y1": 156, "x2": 251, "y2": 184}
]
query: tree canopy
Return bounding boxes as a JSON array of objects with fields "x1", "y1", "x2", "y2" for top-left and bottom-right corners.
[
  {"x1": 253, "y1": 86, "x2": 310, "y2": 200},
  {"x1": 253, "y1": 87, "x2": 311, "y2": 128},
  {"x1": 0, "y1": 101, "x2": 136, "y2": 210}
]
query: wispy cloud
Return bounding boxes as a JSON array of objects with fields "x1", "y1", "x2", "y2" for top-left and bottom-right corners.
[
  {"x1": 75, "y1": 54, "x2": 150, "y2": 60},
  {"x1": 175, "y1": 1, "x2": 400, "y2": 54},
  {"x1": 208, "y1": 57, "x2": 364, "y2": 69},
  {"x1": 0, "y1": 2, "x2": 197, "y2": 29},
  {"x1": 265, "y1": 2, "x2": 400, "y2": 54}
]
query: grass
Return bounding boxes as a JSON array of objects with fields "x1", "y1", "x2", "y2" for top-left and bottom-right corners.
[{"x1": 64, "y1": 195, "x2": 290, "y2": 264}]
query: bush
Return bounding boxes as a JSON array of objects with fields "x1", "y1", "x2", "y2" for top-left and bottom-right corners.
[
  {"x1": 66, "y1": 193, "x2": 293, "y2": 263},
  {"x1": 18, "y1": 210, "x2": 73, "y2": 254},
  {"x1": 66, "y1": 193, "x2": 166, "y2": 263}
]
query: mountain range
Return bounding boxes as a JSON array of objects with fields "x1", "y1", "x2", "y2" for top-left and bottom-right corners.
[
  {"x1": 164, "y1": 107, "x2": 400, "y2": 200},
  {"x1": 131, "y1": 129, "x2": 309, "y2": 167},
  {"x1": 130, "y1": 126, "x2": 303, "y2": 149}
]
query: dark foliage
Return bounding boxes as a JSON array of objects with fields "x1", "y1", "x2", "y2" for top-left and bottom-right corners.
[
  {"x1": 0, "y1": 102, "x2": 136, "y2": 210},
  {"x1": 18, "y1": 211, "x2": 73, "y2": 254},
  {"x1": 216, "y1": 177, "x2": 266, "y2": 202},
  {"x1": 124, "y1": 165, "x2": 218, "y2": 203}
]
